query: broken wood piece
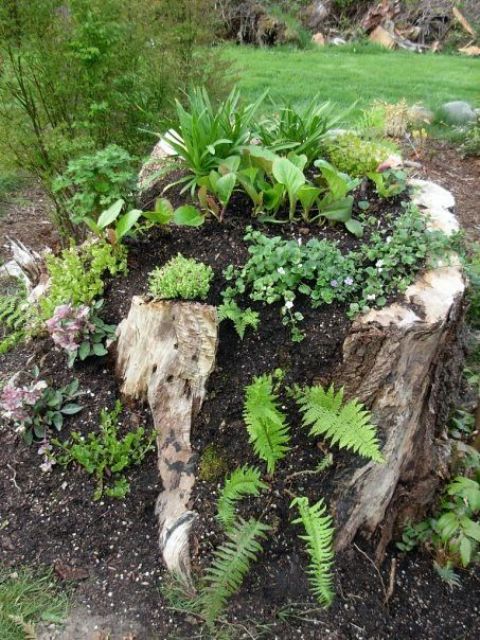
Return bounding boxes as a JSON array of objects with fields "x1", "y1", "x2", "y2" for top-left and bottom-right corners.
[
  {"x1": 333, "y1": 180, "x2": 466, "y2": 560},
  {"x1": 453, "y1": 7, "x2": 475, "y2": 37},
  {"x1": 115, "y1": 297, "x2": 218, "y2": 588},
  {"x1": 369, "y1": 25, "x2": 396, "y2": 49}
]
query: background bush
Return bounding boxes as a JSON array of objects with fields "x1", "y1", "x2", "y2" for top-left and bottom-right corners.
[{"x1": 0, "y1": 0, "x2": 224, "y2": 235}]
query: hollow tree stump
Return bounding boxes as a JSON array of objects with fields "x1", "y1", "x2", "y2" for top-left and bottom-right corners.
[
  {"x1": 115, "y1": 297, "x2": 218, "y2": 588},
  {"x1": 333, "y1": 180, "x2": 466, "y2": 560}
]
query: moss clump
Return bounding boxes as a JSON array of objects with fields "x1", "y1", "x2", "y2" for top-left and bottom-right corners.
[
  {"x1": 325, "y1": 132, "x2": 391, "y2": 178},
  {"x1": 198, "y1": 444, "x2": 229, "y2": 482},
  {"x1": 148, "y1": 254, "x2": 213, "y2": 301}
]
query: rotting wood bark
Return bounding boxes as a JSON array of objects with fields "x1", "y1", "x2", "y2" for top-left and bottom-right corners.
[
  {"x1": 333, "y1": 180, "x2": 466, "y2": 561},
  {"x1": 115, "y1": 297, "x2": 218, "y2": 589}
]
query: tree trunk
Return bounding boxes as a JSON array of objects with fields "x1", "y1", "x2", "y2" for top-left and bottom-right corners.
[
  {"x1": 332, "y1": 180, "x2": 466, "y2": 561},
  {"x1": 115, "y1": 297, "x2": 218, "y2": 589}
]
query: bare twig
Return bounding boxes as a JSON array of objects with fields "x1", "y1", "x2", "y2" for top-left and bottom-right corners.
[
  {"x1": 353, "y1": 543, "x2": 387, "y2": 603},
  {"x1": 385, "y1": 557, "x2": 397, "y2": 604},
  {"x1": 7, "y1": 464, "x2": 20, "y2": 491}
]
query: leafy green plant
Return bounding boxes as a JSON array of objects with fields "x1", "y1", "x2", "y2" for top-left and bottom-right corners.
[
  {"x1": 40, "y1": 240, "x2": 127, "y2": 320},
  {"x1": 148, "y1": 254, "x2": 214, "y2": 301},
  {"x1": 167, "y1": 87, "x2": 266, "y2": 194},
  {"x1": 0, "y1": 567, "x2": 68, "y2": 640},
  {"x1": 217, "y1": 466, "x2": 268, "y2": 530},
  {"x1": 368, "y1": 169, "x2": 407, "y2": 199},
  {"x1": 55, "y1": 401, "x2": 155, "y2": 500},
  {"x1": 458, "y1": 119, "x2": 480, "y2": 158},
  {"x1": 243, "y1": 373, "x2": 291, "y2": 474},
  {"x1": 0, "y1": 279, "x2": 31, "y2": 354},
  {"x1": 296, "y1": 384, "x2": 384, "y2": 463},
  {"x1": 52, "y1": 145, "x2": 137, "y2": 225},
  {"x1": 256, "y1": 96, "x2": 348, "y2": 165},
  {"x1": 431, "y1": 476, "x2": 480, "y2": 567},
  {"x1": 198, "y1": 517, "x2": 270, "y2": 626},
  {"x1": 198, "y1": 156, "x2": 240, "y2": 222},
  {"x1": 314, "y1": 159, "x2": 362, "y2": 236},
  {"x1": 290, "y1": 496, "x2": 335, "y2": 607},
  {"x1": 217, "y1": 300, "x2": 260, "y2": 339},
  {"x1": 325, "y1": 132, "x2": 391, "y2": 178},
  {"x1": 433, "y1": 561, "x2": 461, "y2": 590},
  {"x1": 0, "y1": 370, "x2": 83, "y2": 444},
  {"x1": 85, "y1": 197, "x2": 205, "y2": 245}
]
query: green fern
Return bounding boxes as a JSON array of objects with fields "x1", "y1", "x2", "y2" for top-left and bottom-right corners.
[
  {"x1": 291, "y1": 496, "x2": 335, "y2": 607},
  {"x1": 217, "y1": 466, "x2": 268, "y2": 530},
  {"x1": 297, "y1": 385, "x2": 384, "y2": 463},
  {"x1": 199, "y1": 517, "x2": 270, "y2": 625},
  {"x1": 218, "y1": 301, "x2": 260, "y2": 339},
  {"x1": 243, "y1": 374, "x2": 291, "y2": 474},
  {"x1": 0, "y1": 279, "x2": 31, "y2": 354}
]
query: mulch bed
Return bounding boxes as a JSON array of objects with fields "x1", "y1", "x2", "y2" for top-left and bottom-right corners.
[{"x1": 1, "y1": 155, "x2": 480, "y2": 639}]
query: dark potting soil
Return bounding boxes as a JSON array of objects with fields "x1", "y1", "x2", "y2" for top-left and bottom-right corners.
[{"x1": 1, "y1": 188, "x2": 479, "y2": 639}]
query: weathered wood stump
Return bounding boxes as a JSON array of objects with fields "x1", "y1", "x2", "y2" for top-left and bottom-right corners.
[
  {"x1": 115, "y1": 297, "x2": 218, "y2": 588},
  {"x1": 333, "y1": 180, "x2": 466, "y2": 560}
]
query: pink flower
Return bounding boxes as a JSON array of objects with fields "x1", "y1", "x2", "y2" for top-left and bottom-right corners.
[{"x1": 46, "y1": 304, "x2": 94, "y2": 353}]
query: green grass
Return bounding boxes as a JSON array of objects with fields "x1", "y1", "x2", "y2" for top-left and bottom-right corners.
[
  {"x1": 0, "y1": 568, "x2": 68, "y2": 640},
  {"x1": 222, "y1": 45, "x2": 479, "y2": 117}
]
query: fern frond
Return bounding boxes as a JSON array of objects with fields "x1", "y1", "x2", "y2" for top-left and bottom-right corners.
[
  {"x1": 199, "y1": 517, "x2": 270, "y2": 625},
  {"x1": 218, "y1": 301, "x2": 260, "y2": 339},
  {"x1": 291, "y1": 496, "x2": 335, "y2": 607},
  {"x1": 243, "y1": 374, "x2": 291, "y2": 474},
  {"x1": 297, "y1": 385, "x2": 384, "y2": 463},
  {"x1": 217, "y1": 465, "x2": 268, "y2": 529}
]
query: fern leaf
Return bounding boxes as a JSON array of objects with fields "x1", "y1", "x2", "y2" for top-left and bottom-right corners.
[
  {"x1": 217, "y1": 465, "x2": 268, "y2": 529},
  {"x1": 199, "y1": 517, "x2": 270, "y2": 625},
  {"x1": 297, "y1": 385, "x2": 384, "y2": 463},
  {"x1": 291, "y1": 496, "x2": 335, "y2": 607},
  {"x1": 243, "y1": 374, "x2": 291, "y2": 474},
  {"x1": 218, "y1": 301, "x2": 260, "y2": 339}
]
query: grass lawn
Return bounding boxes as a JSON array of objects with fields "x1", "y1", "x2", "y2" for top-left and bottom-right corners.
[{"x1": 223, "y1": 44, "x2": 480, "y2": 116}]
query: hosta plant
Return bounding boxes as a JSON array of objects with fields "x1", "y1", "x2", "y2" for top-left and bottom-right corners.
[
  {"x1": 0, "y1": 370, "x2": 83, "y2": 444},
  {"x1": 45, "y1": 300, "x2": 116, "y2": 367}
]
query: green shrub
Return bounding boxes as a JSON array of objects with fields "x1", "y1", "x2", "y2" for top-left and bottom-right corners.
[
  {"x1": 0, "y1": 0, "x2": 224, "y2": 235},
  {"x1": 53, "y1": 145, "x2": 137, "y2": 223},
  {"x1": 148, "y1": 254, "x2": 213, "y2": 301},
  {"x1": 40, "y1": 240, "x2": 127, "y2": 319},
  {"x1": 325, "y1": 132, "x2": 391, "y2": 178}
]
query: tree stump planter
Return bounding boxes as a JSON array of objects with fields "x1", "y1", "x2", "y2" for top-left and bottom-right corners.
[
  {"x1": 115, "y1": 297, "x2": 218, "y2": 588},
  {"x1": 332, "y1": 179, "x2": 466, "y2": 560}
]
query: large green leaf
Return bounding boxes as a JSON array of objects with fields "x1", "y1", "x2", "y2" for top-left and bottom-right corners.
[
  {"x1": 319, "y1": 196, "x2": 354, "y2": 222},
  {"x1": 272, "y1": 157, "x2": 305, "y2": 193},
  {"x1": 173, "y1": 205, "x2": 205, "y2": 227},
  {"x1": 115, "y1": 209, "x2": 143, "y2": 240},
  {"x1": 97, "y1": 199, "x2": 125, "y2": 229},
  {"x1": 216, "y1": 173, "x2": 237, "y2": 206}
]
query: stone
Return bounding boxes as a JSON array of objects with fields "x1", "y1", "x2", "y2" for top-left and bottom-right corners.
[
  {"x1": 312, "y1": 32, "x2": 325, "y2": 46},
  {"x1": 437, "y1": 101, "x2": 476, "y2": 126}
]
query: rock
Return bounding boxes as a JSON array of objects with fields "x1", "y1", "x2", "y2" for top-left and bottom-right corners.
[
  {"x1": 329, "y1": 36, "x2": 347, "y2": 46},
  {"x1": 437, "y1": 101, "x2": 476, "y2": 126},
  {"x1": 312, "y1": 32, "x2": 325, "y2": 46},
  {"x1": 408, "y1": 104, "x2": 434, "y2": 126}
]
